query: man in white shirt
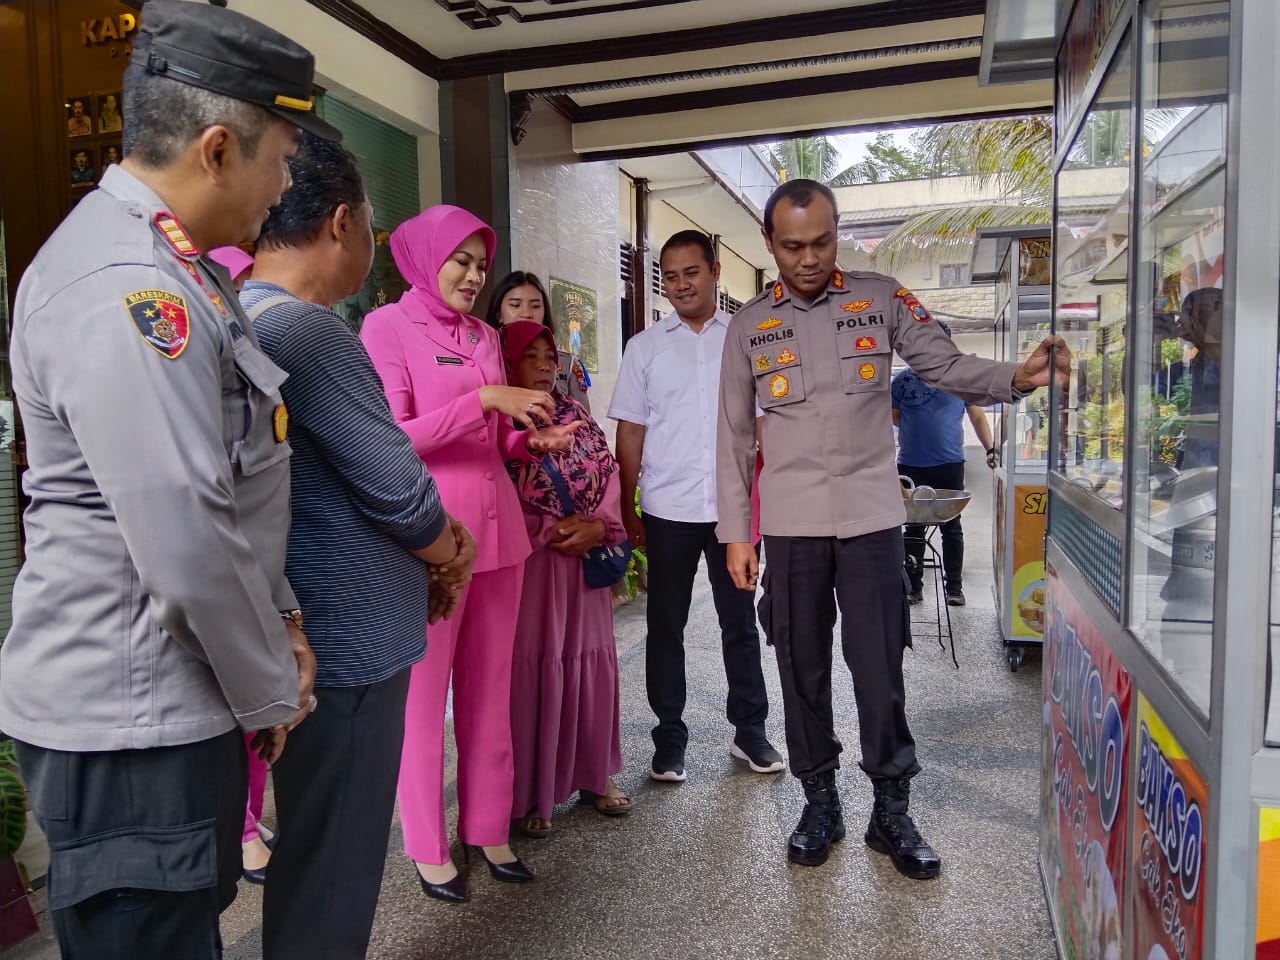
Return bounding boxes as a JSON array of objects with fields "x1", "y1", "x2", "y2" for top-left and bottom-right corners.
[{"x1": 610, "y1": 230, "x2": 782, "y2": 782}]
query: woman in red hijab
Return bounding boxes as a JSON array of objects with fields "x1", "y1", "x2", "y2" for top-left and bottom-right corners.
[
  {"x1": 500, "y1": 322, "x2": 629, "y2": 839},
  {"x1": 361, "y1": 206, "x2": 576, "y2": 903}
]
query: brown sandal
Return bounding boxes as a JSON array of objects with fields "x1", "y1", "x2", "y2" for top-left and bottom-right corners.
[
  {"x1": 514, "y1": 812, "x2": 551, "y2": 838},
  {"x1": 580, "y1": 780, "x2": 632, "y2": 817}
]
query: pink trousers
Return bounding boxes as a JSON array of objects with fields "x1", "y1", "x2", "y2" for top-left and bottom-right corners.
[
  {"x1": 243, "y1": 733, "x2": 268, "y2": 844},
  {"x1": 398, "y1": 564, "x2": 523, "y2": 865}
]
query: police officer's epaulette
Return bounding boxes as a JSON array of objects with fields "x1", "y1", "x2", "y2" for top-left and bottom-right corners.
[
  {"x1": 737, "y1": 285, "x2": 776, "y2": 313},
  {"x1": 152, "y1": 212, "x2": 199, "y2": 260},
  {"x1": 843, "y1": 268, "x2": 898, "y2": 286}
]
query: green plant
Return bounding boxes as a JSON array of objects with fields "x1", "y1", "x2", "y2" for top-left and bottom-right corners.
[{"x1": 0, "y1": 739, "x2": 27, "y2": 860}]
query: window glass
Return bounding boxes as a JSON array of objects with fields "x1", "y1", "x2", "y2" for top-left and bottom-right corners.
[
  {"x1": 1051, "y1": 38, "x2": 1133, "y2": 508},
  {"x1": 1127, "y1": 0, "x2": 1230, "y2": 718}
]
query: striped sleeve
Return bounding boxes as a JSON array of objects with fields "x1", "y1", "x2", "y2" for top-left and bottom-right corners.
[{"x1": 270, "y1": 304, "x2": 446, "y2": 550}]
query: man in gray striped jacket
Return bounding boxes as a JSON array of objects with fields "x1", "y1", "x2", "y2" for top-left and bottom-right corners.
[{"x1": 241, "y1": 132, "x2": 476, "y2": 959}]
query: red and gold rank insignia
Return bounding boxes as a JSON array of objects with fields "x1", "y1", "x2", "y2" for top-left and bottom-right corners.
[
  {"x1": 855, "y1": 335, "x2": 878, "y2": 351},
  {"x1": 777, "y1": 348, "x2": 797, "y2": 365},
  {"x1": 831, "y1": 270, "x2": 845, "y2": 289},
  {"x1": 756, "y1": 352, "x2": 773, "y2": 372},
  {"x1": 273, "y1": 403, "x2": 289, "y2": 443},
  {"x1": 154, "y1": 212, "x2": 198, "y2": 258},
  {"x1": 125, "y1": 290, "x2": 190, "y2": 359},
  {"x1": 769, "y1": 374, "x2": 790, "y2": 398},
  {"x1": 756, "y1": 317, "x2": 783, "y2": 331},
  {"x1": 841, "y1": 298, "x2": 874, "y2": 313},
  {"x1": 772, "y1": 282, "x2": 785, "y2": 303},
  {"x1": 858, "y1": 363, "x2": 876, "y2": 381}
]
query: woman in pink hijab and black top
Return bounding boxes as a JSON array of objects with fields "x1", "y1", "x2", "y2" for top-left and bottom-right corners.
[
  {"x1": 500, "y1": 321, "x2": 630, "y2": 839},
  {"x1": 361, "y1": 206, "x2": 577, "y2": 903}
]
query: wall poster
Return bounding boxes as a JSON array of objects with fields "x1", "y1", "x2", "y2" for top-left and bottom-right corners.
[
  {"x1": 1130, "y1": 694, "x2": 1207, "y2": 960},
  {"x1": 548, "y1": 276, "x2": 598, "y2": 374},
  {"x1": 1042, "y1": 560, "x2": 1133, "y2": 960}
]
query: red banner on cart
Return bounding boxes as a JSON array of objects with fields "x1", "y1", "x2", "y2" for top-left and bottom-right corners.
[
  {"x1": 1042, "y1": 561, "x2": 1132, "y2": 960},
  {"x1": 1130, "y1": 694, "x2": 1207, "y2": 960},
  {"x1": 1261, "y1": 808, "x2": 1280, "y2": 959}
]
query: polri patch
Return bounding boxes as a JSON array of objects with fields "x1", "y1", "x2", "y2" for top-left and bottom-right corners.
[
  {"x1": 895, "y1": 287, "x2": 931, "y2": 322},
  {"x1": 273, "y1": 403, "x2": 289, "y2": 443},
  {"x1": 855, "y1": 335, "x2": 878, "y2": 351},
  {"x1": 125, "y1": 289, "x2": 190, "y2": 359}
]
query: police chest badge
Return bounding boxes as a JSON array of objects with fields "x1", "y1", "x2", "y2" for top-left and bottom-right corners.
[
  {"x1": 125, "y1": 290, "x2": 190, "y2": 359},
  {"x1": 769, "y1": 374, "x2": 790, "y2": 399},
  {"x1": 841, "y1": 299, "x2": 874, "y2": 314},
  {"x1": 777, "y1": 348, "x2": 797, "y2": 365},
  {"x1": 273, "y1": 403, "x2": 289, "y2": 443},
  {"x1": 756, "y1": 352, "x2": 773, "y2": 372}
]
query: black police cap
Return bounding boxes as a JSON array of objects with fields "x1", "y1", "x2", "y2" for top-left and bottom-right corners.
[{"x1": 132, "y1": 0, "x2": 341, "y2": 142}]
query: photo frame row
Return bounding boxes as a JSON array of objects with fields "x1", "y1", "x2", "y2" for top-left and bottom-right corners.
[
  {"x1": 69, "y1": 143, "x2": 123, "y2": 189},
  {"x1": 65, "y1": 91, "x2": 122, "y2": 139}
]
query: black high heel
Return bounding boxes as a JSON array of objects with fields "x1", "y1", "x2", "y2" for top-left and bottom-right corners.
[
  {"x1": 416, "y1": 864, "x2": 469, "y2": 903},
  {"x1": 463, "y1": 844, "x2": 534, "y2": 883}
]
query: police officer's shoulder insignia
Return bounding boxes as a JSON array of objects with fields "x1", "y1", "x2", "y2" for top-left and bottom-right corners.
[
  {"x1": 273, "y1": 403, "x2": 289, "y2": 443},
  {"x1": 756, "y1": 352, "x2": 773, "y2": 372},
  {"x1": 841, "y1": 298, "x2": 874, "y2": 314},
  {"x1": 153, "y1": 212, "x2": 198, "y2": 259},
  {"x1": 772, "y1": 282, "x2": 785, "y2": 303},
  {"x1": 768, "y1": 373, "x2": 790, "y2": 398},
  {"x1": 832, "y1": 270, "x2": 845, "y2": 290},
  {"x1": 894, "y1": 286, "x2": 931, "y2": 323},
  {"x1": 756, "y1": 317, "x2": 783, "y2": 331},
  {"x1": 573, "y1": 359, "x2": 591, "y2": 392},
  {"x1": 125, "y1": 290, "x2": 191, "y2": 359}
]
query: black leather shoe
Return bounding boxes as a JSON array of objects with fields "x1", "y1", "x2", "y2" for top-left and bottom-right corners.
[
  {"x1": 416, "y1": 867, "x2": 469, "y2": 903},
  {"x1": 650, "y1": 747, "x2": 686, "y2": 783},
  {"x1": 787, "y1": 772, "x2": 845, "y2": 867},
  {"x1": 465, "y1": 845, "x2": 534, "y2": 884},
  {"x1": 865, "y1": 777, "x2": 941, "y2": 880},
  {"x1": 242, "y1": 865, "x2": 267, "y2": 885}
]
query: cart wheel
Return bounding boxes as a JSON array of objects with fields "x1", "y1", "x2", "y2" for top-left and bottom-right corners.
[{"x1": 1007, "y1": 647, "x2": 1025, "y2": 672}]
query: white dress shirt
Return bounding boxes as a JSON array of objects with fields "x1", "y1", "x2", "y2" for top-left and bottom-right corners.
[{"x1": 608, "y1": 309, "x2": 738, "y2": 523}]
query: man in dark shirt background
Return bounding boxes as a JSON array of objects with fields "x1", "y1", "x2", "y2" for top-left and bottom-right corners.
[{"x1": 243, "y1": 133, "x2": 476, "y2": 960}]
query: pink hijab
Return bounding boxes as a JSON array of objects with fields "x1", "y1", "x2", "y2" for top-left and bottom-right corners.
[
  {"x1": 208, "y1": 245, "x2": 254, "y2": 284},
  {"x1": 389, "y1": 205, "x2": 497, "y2": 325}
]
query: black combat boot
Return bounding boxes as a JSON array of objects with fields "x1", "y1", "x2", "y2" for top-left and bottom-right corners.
[
  {"x1": 865, "y1": 777, "x2": 941, "y2": 880},
  {"x1": 787, "y1": 771, "x2": 845, "y2": 867}
]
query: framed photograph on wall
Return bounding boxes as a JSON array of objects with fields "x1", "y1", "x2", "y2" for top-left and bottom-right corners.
[
  {"x1": 70, "y1": 146, "x2": 96, "y2": 187},
  {"x1": 66, "y1": 95, "x2": 93, "y2": 139},
  {"x1": 97, "y1": 92, "x2": 122, "y2": 135},
  {"x1": 100, "y1": 141, "x2": 122, "y2": 173}
]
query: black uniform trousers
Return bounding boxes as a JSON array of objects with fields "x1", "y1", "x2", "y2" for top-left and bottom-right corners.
[
  {"x1": 262, "y1": 668, "x2": 411, "y2": 960},
  {"x1": 898, "y1": 461, "x2": 966, "y2": 592},
  {"x1": 759, "y1": 528, "x2": 921, "y2": 782},
  {"x1": 643, "y1": 513, "x2": 769, "y2": 751},
  {"x1": 15, "y1": 729, "x2": 247, "y2": 960}
]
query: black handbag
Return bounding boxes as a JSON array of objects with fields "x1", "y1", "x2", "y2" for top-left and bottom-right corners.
[{"x1": 541, "y1": 457, "x2": 631, "y2": 589}]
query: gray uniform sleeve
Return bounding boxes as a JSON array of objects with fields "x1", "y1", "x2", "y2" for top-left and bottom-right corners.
[
  {"x1": 26, "y1": 268, "x2": 298, "y2": 728},
  {"x1": 889, "y1": 286, "x2": 1021, "y2": 405},
  {"x1": 716, "y1": 313, "x2": 757, "y2": 544}
]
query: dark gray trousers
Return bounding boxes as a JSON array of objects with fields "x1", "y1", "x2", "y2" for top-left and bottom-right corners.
[
  {"x1": 16, "y1": 729, "x2": 247, "y2": 960},
  {"x1": 262, "y1": 669, "x2": 411, "y2": 960},
  {"x1": 759, "y1": 529, "x2": 920, "y2": 782}
]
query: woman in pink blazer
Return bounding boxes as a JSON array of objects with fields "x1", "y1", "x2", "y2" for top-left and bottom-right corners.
[{"x1": 361, "y1": 205, "x2": 576, "y2": 904}]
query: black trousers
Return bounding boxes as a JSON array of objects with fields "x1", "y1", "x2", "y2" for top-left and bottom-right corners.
[
  {"x1": 263, "y1": 669, "x2": 411, "y2": 960},
  {"x1": 759, "y1": 529, "x2": 920, "y2": 782},
  {"x1": 643, "y1": 513, "x2": 769, "y2": 751},
  {"x1": 899, "y1": 461, "x2": 967, "y2": 591},
  {"x1": 15, "y1": 729, "x2": 247, "y2": 960}
]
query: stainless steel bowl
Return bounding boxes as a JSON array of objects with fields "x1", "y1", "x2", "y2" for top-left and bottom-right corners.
[{"x1": 900, "y1": 476, "x2": 972, "y2": 524}]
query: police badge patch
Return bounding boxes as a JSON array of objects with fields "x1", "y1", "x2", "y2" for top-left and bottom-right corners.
[
  {"x1": 895, "y1": 287, "x2": 931, "y2": 322},
  {"x1": 125, "y1": 290, "x2": 190, "y2": 359}
]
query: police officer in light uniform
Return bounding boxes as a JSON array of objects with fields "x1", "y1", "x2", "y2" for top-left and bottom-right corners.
[
  {"x1": 717, "y1": 179, "x2": 1067, "y2": 879},
  {"x1": 0, "y1": 3, "x2": 341, "y2": 956}
]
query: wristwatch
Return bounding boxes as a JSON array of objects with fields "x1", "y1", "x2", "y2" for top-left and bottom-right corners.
[{"x1": 281, "y1": 609, "x2": 304, "y2": 629}]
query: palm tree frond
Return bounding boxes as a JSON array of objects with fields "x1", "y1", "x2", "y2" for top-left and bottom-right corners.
[{"x1": 870, "y1": 202, "x2": 1052, "y2": 271}]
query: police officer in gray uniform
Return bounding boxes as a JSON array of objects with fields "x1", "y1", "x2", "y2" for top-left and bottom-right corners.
[
  {"x1": 717, "y1": 179, "x2": 1067, "y2": 879},
  {"x1": 0, "y1": 3, "x2": 341, "y2": 956}
]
